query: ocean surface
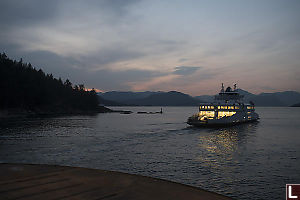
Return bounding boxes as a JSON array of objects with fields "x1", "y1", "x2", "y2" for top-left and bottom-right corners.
[{"x1": 0, "y1": 107, "x2": 299, "y2": 200}]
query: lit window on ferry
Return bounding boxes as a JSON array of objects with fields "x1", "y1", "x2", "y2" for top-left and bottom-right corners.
[
  {"x1": 211, "y1": 106, "x2": 214, "y2": 109},
  {"x1": 218, "y1": 106, "x2": 220, "y2": 109},
  {"x1": 235, "y1": 106, "x2": 239, "y2": 109},
  {"x1": 217, "y1": 111, "x2": 236, "y2": 119},
  {"x1": 247, "y1": 106, "x2": 253, "y2": 109},
  {"x1": 199, "y1": 111, "x2": 215, "y2": 118}
]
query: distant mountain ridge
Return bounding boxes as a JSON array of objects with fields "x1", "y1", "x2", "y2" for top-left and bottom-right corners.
[
  {"x1": 98, "y1": 96, "x2": 127, "y2": 106},
  {"x1": 126, "y1": 91, "x2": 201, "y2": 106},
  {"x1": 99, "y1": 89, "x2": 300, "y2": 107},
  {"x1": 99, "y1": 91, "x2": 202, "y2": 106}
]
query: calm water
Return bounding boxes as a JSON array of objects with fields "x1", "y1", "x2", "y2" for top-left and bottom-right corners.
[{"x1": 0, "y1": 107, "x2": 299, "y2": 199}]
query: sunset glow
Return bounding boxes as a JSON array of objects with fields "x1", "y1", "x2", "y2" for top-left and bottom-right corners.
[{"x1": 1, "y1": 0, "x2": 299, "y2": 95}]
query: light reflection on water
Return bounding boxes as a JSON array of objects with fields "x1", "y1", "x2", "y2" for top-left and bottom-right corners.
[
  {"x1": 0, "y1": 107, "x2": 299, "y2": 200},
  {"x1": 198, "y1": 123, "x2": 257, "y2": 163},
  {"x1": 193, "y1": 123, "x2": 259, "y2": 197}
]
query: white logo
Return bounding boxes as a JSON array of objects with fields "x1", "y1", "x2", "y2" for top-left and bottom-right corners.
[
  {"x1": 289, "y1": 185, "x2": 298, "y2": 199},
  {"x1": 287, "y1": 184, "x2": 300, "y2": 200}
]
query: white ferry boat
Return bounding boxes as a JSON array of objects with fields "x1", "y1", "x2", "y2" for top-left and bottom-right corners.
[{"x1": 187, "y1": 84, "x2": 259, "y2": 127}]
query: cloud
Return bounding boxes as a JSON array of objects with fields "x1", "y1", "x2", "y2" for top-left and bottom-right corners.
[
  {"x1": 0, "y1": 0, "x2": 59, "y2": 28},
  {"x1": 1, "y1": 1, "x2": 300, "y2": 95},
  {"x1": 85, "y1": 48, "x2": 145, "y2": 68},
  {"x1": 173, "y1": 66, "x2": 202, "y2": 75},
  {"x1": 127, "y1": 65, "x2": 222, "y2": 92},
  {"x1": 178, "y1": 58, "x2": 188, "y2": 63},
  {"x1": 6, "y1": 49, "x2": 163, "y2": 91},
  {"x1": 86, "y1": 0, "x2": 141, "y2": 17},
  {"x1": 0, "y1": 0, "x2": 140, "y2": 27},
  {"x1": 77, "y1": 68, "x2": 162, "y2": 92},
  {"x1": 128, "y1": 74, "x2": 180, "y2": 91}
]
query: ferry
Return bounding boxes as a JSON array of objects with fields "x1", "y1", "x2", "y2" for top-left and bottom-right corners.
[{"x1": 187, "y1": 84, "x2": 259, "y2": 127}]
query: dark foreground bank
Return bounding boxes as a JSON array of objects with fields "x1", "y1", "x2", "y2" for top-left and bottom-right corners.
[{"x1": 0, "y1": 163, "x2": 232, "y2": 200}]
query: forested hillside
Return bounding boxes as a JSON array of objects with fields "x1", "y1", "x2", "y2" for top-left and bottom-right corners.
[{"x1": 0, "y1": 53, "x2": 100, "y2": 113}]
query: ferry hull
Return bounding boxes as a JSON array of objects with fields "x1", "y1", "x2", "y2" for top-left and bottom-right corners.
[{"x1": 187, "y1": 118, "x2": 259, "y2": 127}]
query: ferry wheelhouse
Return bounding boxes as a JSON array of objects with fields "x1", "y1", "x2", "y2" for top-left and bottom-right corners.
[{"x1": 187, "y1": 84, "x2": 259, "y2": 126}]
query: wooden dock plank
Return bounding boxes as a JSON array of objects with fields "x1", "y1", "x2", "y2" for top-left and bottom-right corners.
[{"x1": 0, "y1": 163, "x2": 233, "y2": 200}]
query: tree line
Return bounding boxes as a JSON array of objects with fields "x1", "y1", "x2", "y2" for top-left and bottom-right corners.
[{"x1": 0, "y1": 53, "x2": 99, "y2": 112}]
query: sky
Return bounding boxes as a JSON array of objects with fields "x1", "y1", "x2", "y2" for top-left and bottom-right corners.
[{"x1": 1, "y1": 0, "x2": 300, "y2": 96}]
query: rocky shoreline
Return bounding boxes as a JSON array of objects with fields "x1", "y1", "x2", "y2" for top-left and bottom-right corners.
[{"x1": 0, "y1": 105, "x2": 115, "y2": 119}]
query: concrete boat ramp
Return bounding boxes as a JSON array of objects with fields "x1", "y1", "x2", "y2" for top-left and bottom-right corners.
[{"x1": 0, "y1": 163, "x2": 232, "y2": 200}]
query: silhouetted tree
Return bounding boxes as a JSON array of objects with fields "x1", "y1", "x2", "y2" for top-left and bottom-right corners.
[{"x1": 0, "y1": 53, "x2": 99, "y2": 112}]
